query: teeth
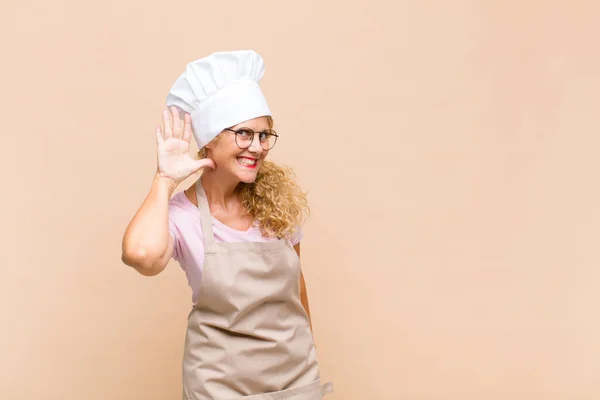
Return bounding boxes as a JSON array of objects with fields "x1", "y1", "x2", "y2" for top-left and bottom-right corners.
[{"x1": 237, "y1": 158, "x2": 256, "y2": 166}]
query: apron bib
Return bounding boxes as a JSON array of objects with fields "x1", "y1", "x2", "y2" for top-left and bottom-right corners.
[{"x1": 182, "y1": 181, "x2": 333, "y2": 400}]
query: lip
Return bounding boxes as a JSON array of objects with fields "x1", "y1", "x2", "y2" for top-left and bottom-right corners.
[{"x1": 236, "y1": 156, "x2": 258, "y2": 169}]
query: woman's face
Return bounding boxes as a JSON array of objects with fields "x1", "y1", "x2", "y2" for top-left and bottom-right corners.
[{"x1": 207, "y1": 116, "x2": 271, "y2": 184}]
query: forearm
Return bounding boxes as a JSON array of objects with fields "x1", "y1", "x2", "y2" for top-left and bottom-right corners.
[{"x1": 121, "y1": 173, "x2": 177, "y2": 274}]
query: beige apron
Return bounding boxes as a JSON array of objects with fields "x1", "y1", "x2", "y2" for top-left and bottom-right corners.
[{"x1": 182, "y1": 181, "x2": 334, "y2": 400}]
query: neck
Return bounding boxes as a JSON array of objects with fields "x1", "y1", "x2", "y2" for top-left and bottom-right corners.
[{"x1": 200, "y1": 169, "x2": 241, "y2": 211}]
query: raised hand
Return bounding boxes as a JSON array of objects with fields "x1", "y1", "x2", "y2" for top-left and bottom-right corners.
[{"x1": 155, "y1": 106, "x2": 215, "y2": 183}]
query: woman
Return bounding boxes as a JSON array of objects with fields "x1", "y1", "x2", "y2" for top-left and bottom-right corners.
[{"x1": 121, "y1": 50, "x2": 333, "y2": 399}]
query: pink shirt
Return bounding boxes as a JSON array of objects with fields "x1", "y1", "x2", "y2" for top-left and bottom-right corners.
[{"x1": 168, "y1": 191, "x2": 303, "y2": 303}]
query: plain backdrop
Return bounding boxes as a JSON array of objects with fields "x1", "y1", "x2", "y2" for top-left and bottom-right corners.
[{"x1": 1, "y1": 1, "x2": 600, "y2": 399}]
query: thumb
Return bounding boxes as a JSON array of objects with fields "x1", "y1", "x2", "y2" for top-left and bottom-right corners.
[{"x1": 194, "y1": 157, "x2": 216, "y2": 171}]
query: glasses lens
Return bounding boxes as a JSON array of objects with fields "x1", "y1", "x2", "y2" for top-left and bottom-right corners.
[
  {"x1": 235, "y1": 129, "x2": 253, "y2": 149},
  {"x1": 261, "y1": 130, "x2": 277, "y2": 150}
]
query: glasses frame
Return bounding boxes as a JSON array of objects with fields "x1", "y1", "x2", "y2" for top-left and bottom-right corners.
[{"x1": 224, "y1": 128, "x2": 279, "y2": 151}]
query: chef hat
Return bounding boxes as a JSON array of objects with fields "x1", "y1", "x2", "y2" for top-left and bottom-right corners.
[{"x1": 165, "y1": 50, "x2": 271, "y2": 149}]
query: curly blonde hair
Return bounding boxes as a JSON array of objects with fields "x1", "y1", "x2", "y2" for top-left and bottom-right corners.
[{"x1": 198, "y1": 116, "x2": 309, "y2": 239}]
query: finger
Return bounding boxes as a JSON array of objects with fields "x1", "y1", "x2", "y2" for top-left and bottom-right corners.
[
  {"x1": 163, "y1": 108, "x2": 173, "y2": 139},
  {"x1": 171, "y1": 106, "x2": 182, "y2": 139},
  {"x1": 183, "y1": 113, "x2": 192, "y2": 142},
  {"x1": 156, "y1": 125, "x2": 163, "y2": 144}
]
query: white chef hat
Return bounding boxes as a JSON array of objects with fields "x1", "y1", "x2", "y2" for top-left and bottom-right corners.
[{"x1": 165, "y1": 50, "x2": 271, "y2": 149}]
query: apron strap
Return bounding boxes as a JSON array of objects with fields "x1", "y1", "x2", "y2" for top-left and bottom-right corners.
[{"x1": 195, "y1": 179, "x2": 216, "y2": 245}]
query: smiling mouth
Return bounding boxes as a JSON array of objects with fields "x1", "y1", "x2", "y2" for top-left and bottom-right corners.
[{"x1": 237, "y1": 157, "x2": 258, "y2": 168}]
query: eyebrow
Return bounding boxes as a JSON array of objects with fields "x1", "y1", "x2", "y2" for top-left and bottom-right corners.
[{"x1": 235, "y1": 127, "x2": 270, "y2": 132}]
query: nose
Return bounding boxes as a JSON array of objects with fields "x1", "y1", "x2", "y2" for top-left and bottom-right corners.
[{"x1": 248, "y1": 132, "x2": 263, "y2": 153}]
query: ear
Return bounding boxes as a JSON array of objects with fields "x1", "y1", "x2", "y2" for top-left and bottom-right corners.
[{"x1": 204, "y1": 132, "x2": 223, "y2": 151}]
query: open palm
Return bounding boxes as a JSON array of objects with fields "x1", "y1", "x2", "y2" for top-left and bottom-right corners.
[{"x1": 156, "y1": 107, "x2": 214, "y2": 183}]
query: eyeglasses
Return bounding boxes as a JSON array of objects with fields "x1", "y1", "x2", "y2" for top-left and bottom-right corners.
[{"x1": 224, "y1": 128, "x2": 279, "y2": 151}]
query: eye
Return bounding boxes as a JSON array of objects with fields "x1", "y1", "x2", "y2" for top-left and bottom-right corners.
[
  {"x1": 236, "y1": 129, "x2": 253, "y2": 140},
  {"x1": 258, "y1": 131, "x2": 270, "y2": 141}
]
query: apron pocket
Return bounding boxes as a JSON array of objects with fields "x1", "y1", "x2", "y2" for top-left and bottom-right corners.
[{"x1": 215, "y1": 379, "x2": 333, "y2": 400}]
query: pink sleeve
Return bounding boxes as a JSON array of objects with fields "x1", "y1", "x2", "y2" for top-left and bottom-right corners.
[
  {"x1": 289, "y1": 224, "x2": 304, "y2": 246},
  {"x1": 168, "y1": 206, "x2": 181, "y2": 261}
]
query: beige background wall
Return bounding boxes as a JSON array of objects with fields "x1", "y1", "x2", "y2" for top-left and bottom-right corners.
[{"x1": 1, "y1": 1, "x2": 599, "y2": 399}]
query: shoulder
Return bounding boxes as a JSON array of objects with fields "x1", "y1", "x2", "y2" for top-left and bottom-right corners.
[
  {"x1": 168, "y1": 191, "x2": 200, "y2": 232},
  {"x1": 169, "y1": 190, "x2": 196, "y2": 213},
  {"x1": 168, "y1": 191, "x2": 204, "y2": 256}
]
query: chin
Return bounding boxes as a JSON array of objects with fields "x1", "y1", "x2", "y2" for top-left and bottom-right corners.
[
  {"x1": 232, "y1": 160, "x2": 261, "y2": 184},
  {"x1": 237, "y1": 172, "x2": 259, "y2": 184}
]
